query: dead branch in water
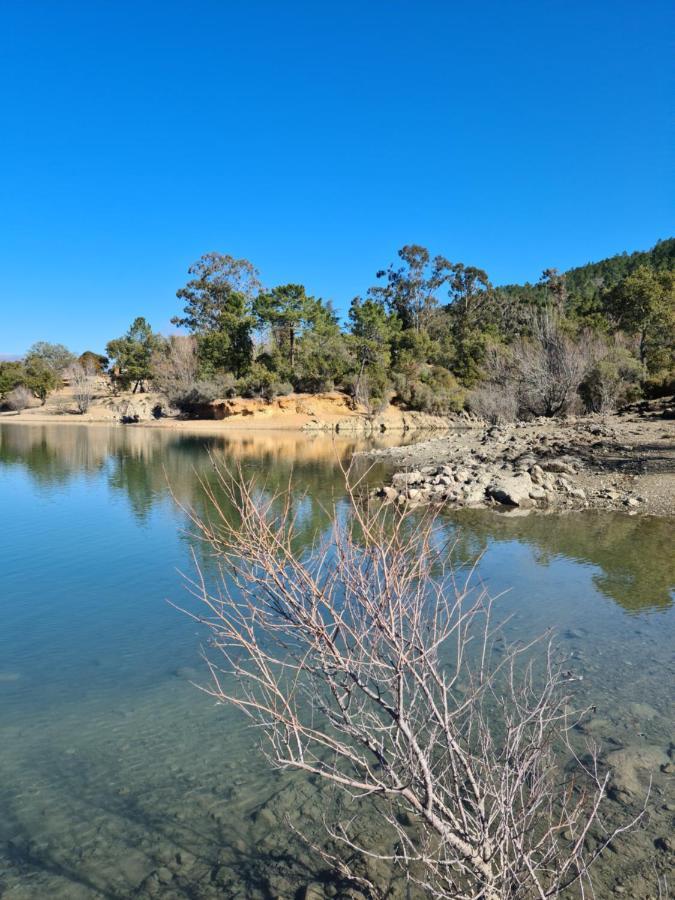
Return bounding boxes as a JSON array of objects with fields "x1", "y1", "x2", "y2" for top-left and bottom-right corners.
[{"x1": 177, "y1": 459, "x2": 644, "y2": 899}]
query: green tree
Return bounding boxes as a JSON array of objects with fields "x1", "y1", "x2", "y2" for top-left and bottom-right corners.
[
  {"x1": 79, "y1": 351, "x2": 108, "y2": 373},
  {"x1": 254, "y1": 283, "x2": 325, "y2": 373},
  {"x1": 294, "y1": 301, "x2": 351, "y2": 392},
  {"x1": 0, "y1": 359, "x2": 59, "y2": 405},
  {"x1": 369, "y1": 245, "x2": 452, "y2": 334},
  {"x1": 106, "y1": 318, "x2": 162, "y2": 392},
  {"x1": 603, "y1": 266, "x2": 675, "y2": 372},
  {"x1": 444, "y1": 263, "x2": 493, "y2": 386},
  {"x1": 24, "y1": 360, "x2": 60, "y2": 403},
  {"x1": 538, "y1": 268, "x2": 567, "y2": 309},
  {"x1": 173, "y1": 253, "x2": 259, "y2": 377},
  {"x1": 347, "y1": 298, "x2": 399, "y2": 407},
  {"x1": 0, "y1": 361, "x2": 27, "y2": 399},
  {"x1": 24, "y1": 342, "x2": 76, "y2": 375}
]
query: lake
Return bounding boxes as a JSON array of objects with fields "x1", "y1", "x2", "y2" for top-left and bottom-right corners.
[{"x1": 0, "y1": 422, "x2": 673, "y2": 899}]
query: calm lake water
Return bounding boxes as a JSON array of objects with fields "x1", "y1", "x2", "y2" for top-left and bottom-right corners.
[{"x1": 0, "y1": 422, "x2": 673, "y2": 899}]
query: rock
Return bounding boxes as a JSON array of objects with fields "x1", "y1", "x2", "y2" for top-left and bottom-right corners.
[
  {"x1": 391, "y1": 471, "x2": 422, "y2": 487},
  {"x1": 462, "y1": 484, "x2": 488, "y2": 506},
  {"x1": 626, "y1": 701, "x2": 658, "y2": 721},
  {"x1": 654, "y1": 835, "x2": 674, "y2": 853},
  {"x1": 175, "y1": 850, "x2": 195, "y2": 870},
  {"x1": 624, "y1": 497, "x2": 640, "y2": 508},
  {"x1": 606, "y1": 744, "x2": 669, "y2": 798},
  {"x1": 542, "y1": 459, "x2": 577, "y2": 475},
  {"x1": 487, "y1": 473, "x2": 535, "y2": 508},
  {"x1": 379, "y1": 485, "x2": 398, "y2": 501},
  {"x1": 156, "y1": 867, "x2": 174, "y2": 885},
  {"x1": 527, "y1": 484, "x2": 548, "y2": 502},
  {"x1": 171, "y1": 666, "x2": 198, "y2": 681},
  {"x1": 212, "y1": 865, "x2": 231, "y2": 886},
  {"x1": 303, "y1": 884, "x2": 325, "y2": 900}
]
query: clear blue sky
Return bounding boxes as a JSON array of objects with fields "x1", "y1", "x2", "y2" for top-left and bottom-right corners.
[{"x1": 1, "y1": 0, "x2": 672, "y2": 356}]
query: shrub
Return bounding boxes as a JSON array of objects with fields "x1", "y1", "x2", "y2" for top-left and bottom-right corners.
[
  {"x1": 343, "y1": 368, "x2": 392, "y2": 415},
  {"x1": 237, "y1": 364, "x2": 294, "y2": 401},
  {"x1": 579, "y1": 346, "x2": 643, "y2": 412},
  {"x1": 468, "y1": 382, "x2": 519, "y2": 424},
  {"x1": 151, "y1": 335, "x2": 200, "y2": 407},
  {"x1": 172, "y1": 374, "x2": 237, "y2": 413},
  {"x1": 395, "y1": 365, "x2": 465, "y2": 415},
  {"x1": 4, "y1": 385, "x2": 32, "y2": 411},
  {"x1": 514, "y1": 313, "x2": 598, "y2": 417}
]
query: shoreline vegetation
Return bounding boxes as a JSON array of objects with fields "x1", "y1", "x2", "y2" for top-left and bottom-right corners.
[
  {"x1": 3, "y1": 390, "x2": 674, "y2": 518},
  {"x1": 2, "y1": 238, "x2": 674, "y2": 517}
]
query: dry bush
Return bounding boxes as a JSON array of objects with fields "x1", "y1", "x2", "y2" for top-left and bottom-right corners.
[
  {"x1": 468, "y1": 383, "x2": 518, "y2": 425},
  {"x1": 468, "y1": 344, "x2": 519, "y2": 423},
  {"x1": 470, "y1": 317, "x2": 606, "y2": 422},
  {"x1": 4, "y1": 385, "x2": 32, "y2": 411},
  {"x1": 65, "y1": 361, "x2": 97, "y2": 413},
  {"x1": 178, "y1": 463, "x2": 643, "y2": 899},
  {"x1": 514, "y1": 312, "x2": 599, "y2": 418},
  {"x1": 151, "y1": 335, "x2": 200, "y2": 407}
]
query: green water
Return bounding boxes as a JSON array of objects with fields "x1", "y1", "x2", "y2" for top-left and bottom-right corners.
[{"x1": 0, "y1": 422, "x2": 672, "y2": 899}]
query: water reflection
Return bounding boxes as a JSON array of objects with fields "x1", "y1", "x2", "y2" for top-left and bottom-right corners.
[
  {"x1": 1, "y1": 422, "x2": 673, "y2": 899},
  {"x1": 446, "y1": 508, "x2": 674, "y2": 613},
  {"x1": 2, "y1": 422, "x2": 672, "y2": 613}
]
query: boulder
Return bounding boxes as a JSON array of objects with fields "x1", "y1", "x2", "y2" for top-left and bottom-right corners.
[
  {"x1": 487, "y1": 473, "x2": 535, "y2": 508},
  {"x1": 391, "y1": 471, "x2": 422, "y2": 487},
  {"x1": 379, "y1": 486, "x2": 398, "y2": 501},
  {"x1": 541, "y1": 458, "x2": 578, "y2": 475},
  {"x1": 462, "y1": 483, "x2": 488, "y2": 506}
]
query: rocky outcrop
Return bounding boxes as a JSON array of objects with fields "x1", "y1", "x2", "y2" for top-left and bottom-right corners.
[
  {"x1": 374, "y1": 456, "x2": 589, "y2": 511},
  {"x1": 368, "y1": 412, "x2": 674, "y2": 514}
]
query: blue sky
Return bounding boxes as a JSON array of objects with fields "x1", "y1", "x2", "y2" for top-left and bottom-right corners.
[{"x1": 1, "y1": 1, "x2": 672, "y2": 356}]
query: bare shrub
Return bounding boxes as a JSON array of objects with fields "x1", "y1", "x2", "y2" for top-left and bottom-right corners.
[
  {"x1": 468, "y1": 344, "x2": 519, "y2": 423},
  {"x1": 151, "y1": 335, "x2": 200, "y2": 407},
  {"x1": 468, "y1": 383, "x2": 518, "y2": 424},
  {"x1": 4, "y1": 385, "x2": 32, "y2": 411},
  {"x1": 514, "y1": 311, "x2": 599, "y2": 418},
  {"x1": 179, "y1": 465, "x2": 643, "y2": 899},
  {"x1": 65, "y1": 361, "x2": 96, "y2": 413}
]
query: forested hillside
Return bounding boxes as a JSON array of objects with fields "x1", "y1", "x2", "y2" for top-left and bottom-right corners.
[{"x1": 2, "y1": 239, "x2": 673, "y2": 422}]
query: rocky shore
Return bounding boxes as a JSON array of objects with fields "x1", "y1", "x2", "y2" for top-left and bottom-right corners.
[{"x1": 366, "y1": 399, "x2": 675, "y2": 517}]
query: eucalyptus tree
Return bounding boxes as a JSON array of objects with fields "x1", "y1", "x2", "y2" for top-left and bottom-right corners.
[
  {"x1": 24, "y1": 342, "x2": 76, "y2": 375},
  {"x1": 369, "y1": 244, "x2": 452, "y2": 334},
  {"x1": 173, "y1": 253, "x2": 260, "y2": 377}
]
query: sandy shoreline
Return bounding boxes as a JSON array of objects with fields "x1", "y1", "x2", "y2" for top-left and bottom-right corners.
[
  {"x1": 3, "y1": 396, "x2": 673, "y2": 517},
  {"x1": 0, "y1": 388, "x2": 464, "y2": 435}
]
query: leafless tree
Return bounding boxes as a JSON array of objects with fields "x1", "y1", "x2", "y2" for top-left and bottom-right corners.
[
  {"x1": 150, "y1": 335, "x2": 200, "y2": 407},
  {"x1": 468, "y1": 344, "x2": 519, "y2": 424},
  {"x1": 4, "y1": 385, "x2": 32, "y2": 411},
  {"x1": 178, "y1": 463, "x2": 643, "y2": 899},
  {"x1": 514, "y1": 311, "x2": 598, "y2": 418},
  {"x1": 65, "y1": 361, "x2": 96, "y2": 413}
]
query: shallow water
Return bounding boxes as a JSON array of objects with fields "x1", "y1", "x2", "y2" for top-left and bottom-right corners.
[{"x1": 0, "y1": 422, "x2": 672, "y2": 899}]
